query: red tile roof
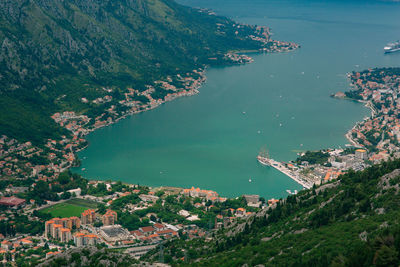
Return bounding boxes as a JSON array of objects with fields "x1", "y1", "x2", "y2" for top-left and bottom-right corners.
[{"x1": 140, "y1": 226, "x2": 154, "y2": 233}]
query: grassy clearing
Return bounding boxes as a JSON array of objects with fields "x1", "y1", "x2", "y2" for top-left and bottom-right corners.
[
  {"x1": 41, "y1": 198, "x2": 99, "y2": 218},
  {"x1": 65, "y1": 198, "x2": 98, "y2": 208}
]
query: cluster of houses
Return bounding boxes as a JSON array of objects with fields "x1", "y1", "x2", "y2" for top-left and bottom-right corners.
[
  {"x1": 0, "y1": 135, "x2": 43, "y2": 178},
  {"x1": 130, "y1": 224, "x2": 179, "y2": 243},
  {"x1": 0, "y1": 131, "x2": 85, "y2": 182},
  {"x1": 182, "y1": 187, "x2": 227, "y2": 203},
  {"x1": 348, "y1": 69, "x2": 400, "y2": 157},
  {"x1": 44, "y1": 208, "x2": 118, "y2": 246},
  {"x1": 0, "y1": 65, "x2": 210, "y2": 186},
  {"x1": 293, "y1": 69, "x2": 400, "y2": 186}
]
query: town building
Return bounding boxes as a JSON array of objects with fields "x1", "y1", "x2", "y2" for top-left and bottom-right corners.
[
  {"x1": 139, "y1": 194, "x2": 159, "y2": 203},
  {"x1": 99, "y1": 225, "x2": 131, "y2": 243},
  {"x1": 139, "y1": 226, "x2": 155, "y2": 236},
  {"x1": 102, "y1": 209, "x2": 117, "y2": 226},
  {"x1": 355, "y1": 149, "x2": 368, "y2": 160},
  {"x1": 1, "y1": 240, "x2": 12, "y2": 251},
  {"x1": 0, "y1": 196, "x2": 25, "y2": 208},
  {"x1": 243, "y1": 194, "x2": 261, "y2": 208},
  {"x1": 182, "y1": 187, "x2": 226, "y2": 202},
  {"x1": 81, "y1": 209, "x2": 96, "y2": 224},
  {"x1": 44, "y1": 216, "x2": 81, "y2": 239},
  {"x1": 59, "y1": 228, "x2": 72, "y2": 242},
  {"x1": 236, "y1": 208, "x2": 246, "y2": 217},
  {"x1": 74, "y1": 233, "x2": 101, "y2": 247}
]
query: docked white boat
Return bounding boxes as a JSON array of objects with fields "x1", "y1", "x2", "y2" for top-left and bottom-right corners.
[{"x1": 257, "y1": 148, "x2": 271, "y2": 166}]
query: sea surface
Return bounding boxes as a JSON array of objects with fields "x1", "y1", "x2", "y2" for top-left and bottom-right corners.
[{"x1": 74, "y1": 0, "x2": 400, "y2": 199}]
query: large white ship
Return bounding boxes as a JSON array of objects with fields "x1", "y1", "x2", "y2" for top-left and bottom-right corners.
[
  {"x1": 257, "y1": 148, "x2": 271, "y2": 166},
  {"x1": 384, "y1": 41, "x2": 400, "y2": 53}
]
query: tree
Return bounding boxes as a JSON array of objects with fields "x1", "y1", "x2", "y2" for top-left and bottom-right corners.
[
  {"x1": 373, "y1": 245, "x2": 398, "y2": 267},
  {"x1": 156, "y1": 190, "x2": 165, "y2": 197},
  {"x1": 58, "y1": 172, "x2": 70, "y2": 185},
  {"x1": 61, "y1": 191, "x2": 71, "y2": 200},
  {"x1": 97, "y1": 203, "x2": 107, "y2": 215}
]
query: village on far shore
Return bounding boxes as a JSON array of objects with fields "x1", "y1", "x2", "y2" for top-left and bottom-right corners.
[
  {"x1": 274, "y1": 67, "x2": 400, "y2": 189},
  {"x1": 0, "y1": 24, "x2": 298, "y2": 184}
]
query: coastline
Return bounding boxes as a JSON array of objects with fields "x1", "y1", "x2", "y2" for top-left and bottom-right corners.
[
  {"x1": 344, "y1": 99, "x2": 376, "y2": 147},
  {"x1": 265, "y1": 158, "x2": 313, "y2": 189},
  {"x1": 66, "y1": 46, "x2": 299, "y2": 170},
  {"x1": 0, "y1": 26, "x2": 300, "y2": 194}
]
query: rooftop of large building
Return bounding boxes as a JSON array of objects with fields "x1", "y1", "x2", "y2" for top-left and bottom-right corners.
[{"x1": 0, "y1": 196, "x2": 25, "y2": 206}]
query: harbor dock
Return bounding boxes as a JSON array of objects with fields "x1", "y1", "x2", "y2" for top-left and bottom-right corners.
[{"x1": 258, "y1": 155, "x2": 313, "y2": 189}]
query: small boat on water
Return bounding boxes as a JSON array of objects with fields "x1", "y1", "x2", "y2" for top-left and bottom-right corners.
[
  {"x1": 249, "y1": 178, "x2": 252, "y2": 183},
  {"x1": 81, "y1": 168, "x2": 86, "y2": 171}
]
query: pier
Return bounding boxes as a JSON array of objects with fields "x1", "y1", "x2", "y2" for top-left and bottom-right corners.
[{"x1": 259, "y1": 156, "x2": 313, "y2": 189}]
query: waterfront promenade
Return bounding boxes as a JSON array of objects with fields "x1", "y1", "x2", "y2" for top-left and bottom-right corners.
[{"x1": 266, "y1": 158, "x2": 313, "y2": 189}]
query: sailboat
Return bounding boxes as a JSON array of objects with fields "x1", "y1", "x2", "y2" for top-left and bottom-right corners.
[{"x1": 257, "y1": 147, "x2": 271, "y2": 166}]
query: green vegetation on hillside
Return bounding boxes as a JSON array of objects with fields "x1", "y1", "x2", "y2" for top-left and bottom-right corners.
[
  {"x1": 38, "y1": 247, "x2": 139, "y2": 267},
  {"x1": 0, "y1": 0, "x2": 268, "y2": 144},
  {"x1": 143, "y1": 159, "x2": 400, "y2": 266}
]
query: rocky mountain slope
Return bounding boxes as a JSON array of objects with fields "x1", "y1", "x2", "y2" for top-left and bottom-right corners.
[{"x1": 0, "y1": 0, "x2": 271, "y2": 144}]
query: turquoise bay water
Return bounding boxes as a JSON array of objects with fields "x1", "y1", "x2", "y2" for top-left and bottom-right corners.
[{"x1": 74, "y1": 0, "x2": 400, "y2": 199}]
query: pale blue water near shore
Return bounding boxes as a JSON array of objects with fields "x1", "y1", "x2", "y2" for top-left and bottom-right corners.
[{"x1": 74, "y1": 0, "x2": 400, "y2": 199}]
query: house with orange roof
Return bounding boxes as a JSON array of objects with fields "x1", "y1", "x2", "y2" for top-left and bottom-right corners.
[
  {"x1": 153, "y1": 223, "x2": 166, "y2": 231},
  {"x1": 60, "y1": 228, "x2": 72, "y2": 242},
  {"x1": 267, "y1": 198, "x2": 279, "y2": 206},
  {"x1": 102, "y1": 209, "x2": 118, "y2": 226},
  {"x1": 236, "y1": 208, "x2": 246, "y2": 217},
  {"x1": 131, "y1": 230, "x2": 144, "y2": 239},
  {"x1": 139, "y1": 226, "x2": 155, "y2": 236},
  {"x1": 156, "y1": 229, "x2": 178, "y2": 238},
  {"x1": 46, "y1": 251, "x2": 60, "y2": 259},
  {"x1": 20, "y1": 238, "x2": 33, "y2": 246},
  {"x1": 1, "y1": 240, "x2": 12, "y2": 251},
  {"x1": 81, "y1": 209, "x2": 96, "y2": 225},
  {"x1": 194, "y1": 203, "x2": 203, "y2": 209}
]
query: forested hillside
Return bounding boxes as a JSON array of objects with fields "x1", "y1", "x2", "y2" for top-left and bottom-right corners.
[
  {"x1": 0, "y1": 0, "x2": 268, "y2": 144},
  {"x1": 144, "y1": 160, "x2": 400, "y2": 266}
]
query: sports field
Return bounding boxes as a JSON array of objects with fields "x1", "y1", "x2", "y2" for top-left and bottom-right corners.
[{"x1": 41, "y1": 198, "x2": 99, "y2": 218}]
